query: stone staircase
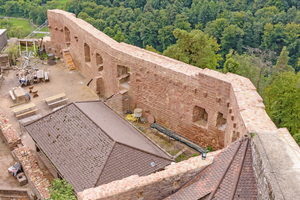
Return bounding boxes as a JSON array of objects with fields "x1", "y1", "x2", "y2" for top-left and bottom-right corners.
[{"x1": 63, "y1": 49, "x2": 75, "y2": 70}]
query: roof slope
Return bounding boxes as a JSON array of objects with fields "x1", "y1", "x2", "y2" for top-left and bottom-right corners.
[
  {"x1": 25, "y1": 101, "x2": 173, "y2": 193},
  {"x1": 25, "y1": 103, "x2": 114, "y2": 192},
  {"x1": 96, "y1": 142, "x2": 173, "y2": 187},
  {"x1": 74, "y1": 101, "x2": 171, "y2": 160},
  {"x1": 165, "y1": 138, "x2": 257, "y2": 200}
]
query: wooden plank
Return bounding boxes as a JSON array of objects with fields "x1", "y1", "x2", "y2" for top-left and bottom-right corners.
[
  {"x1": 12, "y1": 103, "x2": 35, "y2": 114},
  {"x1": 16, "y1": 109, "x2": 38, "y2": 118},
  {"x1": 9, "y1": 90, "x2": 16, "y2": 100},
  {"x1": 48, "y1": 98, "x2": 68, "y2": 106},
  {"x1": 44, "y1": 93, "x2": 66, "y2": 103}
]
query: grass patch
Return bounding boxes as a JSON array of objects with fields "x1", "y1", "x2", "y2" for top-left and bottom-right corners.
[
  {"x1": 8, "y1": 18, "x2": 49, "y2": 37},
  {"x1": 8, "y1": 18, "x2": 32, "y2": 32}
]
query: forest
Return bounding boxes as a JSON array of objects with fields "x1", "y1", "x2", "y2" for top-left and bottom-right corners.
[{"x1": 0, "y1": 0, "x2": 300, "y2": 144}]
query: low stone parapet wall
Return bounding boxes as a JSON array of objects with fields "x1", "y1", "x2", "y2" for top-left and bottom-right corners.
[
  {"x1": 0, "y1": 110, "x2": 21, "y2": 150},
  {"x1": 78, "y1": 152, "x2": 219, "y2": 200},
  {"x1": 13, "y1": 146, "x2": 51, "y2": 200},
  {"x1": 251, "y1": 128, "x2": 300, "y2": 200}
]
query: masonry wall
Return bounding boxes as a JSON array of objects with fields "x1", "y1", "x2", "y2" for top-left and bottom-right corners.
[
  {"x1": 46, "y1": 10, "x2": 242, "y2": 149},
  {"x1": 13, "y1": 146, "x2": 51, "y2": 200},
  {"x1": 0, "y1": 110, "x2": 21, "y2": 150},
  {"x1": 78, "y1": 152, "x2": 216, "y2": 200}
]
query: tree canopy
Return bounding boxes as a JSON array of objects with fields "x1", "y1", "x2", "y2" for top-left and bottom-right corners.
[
  {"x1": 163, "y1": 28, "x2": 222, "y2": 69},
  {"x1": 264, "y1": 72, "x2": 300, "y2": 136}
]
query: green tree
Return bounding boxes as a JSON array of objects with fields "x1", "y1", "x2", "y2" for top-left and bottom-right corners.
[
  {"x1": 7, "y1": 44, "x2": 19, "y2": 66},
  {"x1": 264, "y1": 72, "x2": 300, "y2": 136},
  {"x1": 293, "y1": 133, "x2": 300, "y2": 146},
  {"x1": 174, "y1": 14, "x2": 191, "y2": 32},
  {"x1": 204, "y1": 18, "x2": 229, "y2": 44},
  {"x1": 47, "y1": 179, "x2": 76, "y2": 200},
  {"x1": 158, "y1": 25, "x2": 176, "y2": 51},
  {"x1": 198, "y1": 0, "x2": 214, "y2": 27},
  {"x1": 224, "y1": 49, "x2": 240, "y2": 73},
  {"x1": 145, "y1": 45, "x2": 160, "y2": 54},
  {"x1": 221, "y1": 25, "x2": 244, "y2": 56},
  {"x1": 114, "y1": 31, "x2": 125, "y2": 42},
  {"x1": 163, "y1": 28, "x2": 222, "y2": 69},
  {"x1": 274, "y1": 46, "x2": 294, "y2": 74}
]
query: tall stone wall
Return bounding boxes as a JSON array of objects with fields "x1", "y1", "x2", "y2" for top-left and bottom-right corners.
[{"x1": 46, "y1": 9, "x2": 247, "y2": 149}]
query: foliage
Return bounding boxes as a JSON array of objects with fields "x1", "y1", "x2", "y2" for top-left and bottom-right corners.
[
  {"x1": 224, "y1": 48, "x2": 276, "y2": 96},
  {"x1": 1, "y1": 0, "x2": 300, "y2": 71},
  {"x1": 251, "y1": 133, "x2": 255, "y2": 138},
  {"x1": 163, "y1": 28, "x2": 222, "y2": 69},
  {"x1": 293, "y1": 133, "x2": 300, "y2": 146},
  {"x1": 7, "y1": 44, "x2": 19, "y2": 65},
  {"x1": 224, "y1": 49, "x2": 240, "y2": 73},
  {"x1": 264, "y1": 72, "x2": 300, "y2": 136},
  {"x1": 145, "y1": 45, "x2": 160, "y2": 54},
  {"x1": 206, "y1": 145, "x2": 213, "y2": 152},
  {"x1": 48, "y1": 178, "x2": 76, "y2": 200}
]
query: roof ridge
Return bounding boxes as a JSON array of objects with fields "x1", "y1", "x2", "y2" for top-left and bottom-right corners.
[
  {"x1": 207, "y1": 139, "x2": 243, "y2": 200},
  {"x1": 94, "y1": 141, "x2": 116, "y2": 188},
  {"x1": 115, "y1": 141, "x2": 174, "y2": 162},
  {"x1": 228, "y1": 138, "x2": 249, "y2": 199},
  {"x1": 72, "y1": 102, "x2": 115, "y2": 141},
  {"x1": 102, "y1": 101, "x2": 173, "y2": 159}
]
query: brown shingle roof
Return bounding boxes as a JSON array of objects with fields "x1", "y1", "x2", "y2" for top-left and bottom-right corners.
[
  {"x1": 165, "y1": 138, "x2": 257, "y2": 200},
  {"x1": 25, "y1": 101, "x2": 173, "y2": 193}
]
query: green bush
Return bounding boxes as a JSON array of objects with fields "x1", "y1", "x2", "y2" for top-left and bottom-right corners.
[{"x1": 47, "y1": 178, "x2": 76, "y2": 200}]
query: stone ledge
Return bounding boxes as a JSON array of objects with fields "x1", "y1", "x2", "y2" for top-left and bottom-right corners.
[
  {"x1": 251, "y1": 130, "x2": 300, "y2": 200},
  {"x1": 13, "y1": 146, "x2": 51, "y2": 200}
]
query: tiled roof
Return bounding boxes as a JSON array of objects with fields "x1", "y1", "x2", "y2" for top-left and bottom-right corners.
[
  {"x1": 96, "y1": 142, "x2": 173, "y2": 186},
  {"x1": 165, "y1": 138, "x2": 257, "y2": 200},
  {"x1": 74, "y1": 101, "x2": 171, "y2": 160},
  {"x1": 25, "y1": 101, "x2": 173, "y2": 193}
]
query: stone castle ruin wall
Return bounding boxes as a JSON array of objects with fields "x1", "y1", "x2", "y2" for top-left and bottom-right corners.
[
  {"x1": 46, "y1": 10, "x2": 300, "y2": 200},
  {"x1": 46, "y1": 9, "x2": 252, "y2": 149}
]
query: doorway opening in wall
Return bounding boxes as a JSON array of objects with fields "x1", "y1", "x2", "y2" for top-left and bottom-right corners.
[
  {"x1": 216, "y1": 112, "x2": 227, "y2": 131},
  {"x1": 117, "y1": 65, "x2": 130, "y2": 89},
  {"x1": 192, "y1": 106, "x2": 208, "y2": 127},
  {"x1": 84, "y1": 43, "x2": 91, "y2": 65},
  {"x1": 64, "y1": 27, "x2": 71, "y2": 47},
  {"x1": 96, "y1": 53, "x2": 103, "y2": 74}
]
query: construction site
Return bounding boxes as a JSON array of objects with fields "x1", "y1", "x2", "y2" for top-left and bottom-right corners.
[{"x1": 0, "y1": 9, "x2": 299, "y2": 200}]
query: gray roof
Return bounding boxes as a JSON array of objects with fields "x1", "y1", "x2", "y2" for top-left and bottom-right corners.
[
  {"x1": 0, "y1": 29, "x2": 6, "y2": 35},
  {"x1": 25, "y1": 101, "x2": 173, "y2": 193}
]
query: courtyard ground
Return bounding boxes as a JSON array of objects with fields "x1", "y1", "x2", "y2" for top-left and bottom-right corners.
[{"x1": 0, "y1": 57, "x2": 200, "y2": 193}]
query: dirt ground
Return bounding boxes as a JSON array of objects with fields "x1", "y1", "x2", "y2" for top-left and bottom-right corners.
[
  {"x1": 0, "y1": 58, "x2": 99, "y2": 189},
  {"x1": 128, "y1": 119, "x2": 200, "y2": 162}
]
